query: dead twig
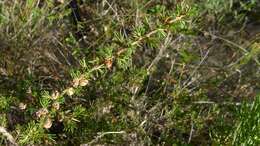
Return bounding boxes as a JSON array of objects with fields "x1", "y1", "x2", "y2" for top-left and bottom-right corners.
[
  {"x1": 193, "y1": 101, "x2": 242, "y2": 106},
  {"x1": 86, "y1": 131, "x2": 126, "y2": 145}
]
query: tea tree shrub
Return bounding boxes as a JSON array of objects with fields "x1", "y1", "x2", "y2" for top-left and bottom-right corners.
[{"x1": 0, "y1": 0, "x2": 259, "y2": 145}]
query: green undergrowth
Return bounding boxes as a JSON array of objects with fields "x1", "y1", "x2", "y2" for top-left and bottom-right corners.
[{"x1": 0, "y1": 0, "x2": 260, "y2": 145}]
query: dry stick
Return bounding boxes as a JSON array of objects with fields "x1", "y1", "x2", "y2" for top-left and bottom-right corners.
[
  {"x1": 206, "y1": 31, "x2": 248, "y2": 53},
  {"x1": 52, "y1": 36, "x2": 73, "y2": 66},
  {"x1": 146, "y1": 34, "x2": 182, "y2": 72},
  {"x1": 144, "y1": 33, "x2": 172, "y2": 96},
  {"x1": 0, "y1": 126, "x2": 18, "y2": 146},
  {"x1": 193, "y1": 101, "x2": 242, "y2": 106},
  {"x1": 135, "y1": 0, "x2": 141, "y2": 27},
  {"x1": 103, "y1": 0, "x2": 119, "y2": 21},
  {"x1": 147, "y1": 33, "x2": 172, "y2": 71},
  {"x1": 206, "y1": 31, "x2": 260, "y2": 66},
  {"x1": 87, "y1": 131, "x2": 126, "y2": 145},
  {"x1": 163, "y1": 59, "x2": 175, "y2": 93},
  {"x1": 180, "y1": 47, "x2": 211, "y2": 94},
  {"x1": 143, "y1": 35, "x2": 181, "y2": 96},
  {"x1": 188, "y1": 122, "x2": 194, "y2": 143}
]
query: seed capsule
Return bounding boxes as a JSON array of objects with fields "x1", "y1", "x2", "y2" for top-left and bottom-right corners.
[
  {"x1": 36, "y1": 108, "x2": 49, "y2": 118},
  {"x1": 72, "y1": 78, "x2": 80, "y2": 88},
  {"x1": 43, "y1": 118, "x2": 52, "y2": 129},
  {"x1": 19, "y1": 102, "x2": 27, "y2": 110},
  {"x1": 79, "y1": 78, "x2": 89, "y2": 87},
  {"x1": 52, "y1": 102, "x2": 60, "y2": 110},
  {"x1": 51, "y1": 90, "x2": 60, "y2": 100},
  {"x1": 66, "y1": 87, "x2": 75, "y2": 96}
]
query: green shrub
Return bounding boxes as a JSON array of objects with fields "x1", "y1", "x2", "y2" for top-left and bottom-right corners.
[{"x1": 0, "y1": 0, "x2": 259, "y2": 145}]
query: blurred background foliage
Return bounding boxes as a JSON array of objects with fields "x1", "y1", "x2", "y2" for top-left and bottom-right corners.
[{"x1": 0, "y1": 0, "x2": 259, "y2": 145}]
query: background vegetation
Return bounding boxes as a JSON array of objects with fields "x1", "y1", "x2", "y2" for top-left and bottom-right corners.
[{"x1": 0, "y1": 0, "x2": 259, "y2": 145}]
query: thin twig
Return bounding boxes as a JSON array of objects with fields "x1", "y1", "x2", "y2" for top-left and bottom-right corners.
[
  {"x1": 206, "y1": 31, "x2": 260, "y2": 65},
  {"x1": 163, "y1": 59, "x2": 175, "y2": 93},
  {"x1": 206, "y1": 31, "x2": 248, "y2": 53},
  {"x1": 144, "y1": 33, "x2": 172, "y2": 95},
  {"x1": 180, "y1": 47, "x2": 211, "y2": 93},
  {"x1": 52, "y1": 36, "x2": 73, "y2": 66},
  {"x1": 193, "y1": 101, "x2": 242, "y2": 106},
  {"x1": 188, "y1": 122, "x2": 194, "y2": 143},
  {"x1": 147, "y1": 33, "x2": 172, "y2": 71},
  {"x1": 131, "y1": 29, "x2": 166, "y2": 46},
  {"x1": 87, "y1": 131, "x2": 126, "y2": 145}
]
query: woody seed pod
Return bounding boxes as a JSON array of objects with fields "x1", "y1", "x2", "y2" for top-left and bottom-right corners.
[
  {"x1": 66, "y1": 87, "x2": 75, "y2": 96},
  {"x1": 43, "y1": 118, "x2": 52, "y2": 129}
]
